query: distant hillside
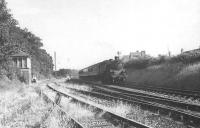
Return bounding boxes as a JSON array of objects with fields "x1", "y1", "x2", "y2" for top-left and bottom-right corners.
[{"x1": 0, "y1": 0, "x2": 53, "y2": 80}]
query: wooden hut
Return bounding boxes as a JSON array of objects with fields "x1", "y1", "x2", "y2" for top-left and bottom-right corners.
[{"x1": 11, "y1": 51, "x2": 31, "y2": 84}]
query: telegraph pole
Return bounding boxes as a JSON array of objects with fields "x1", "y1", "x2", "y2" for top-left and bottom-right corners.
[
  {"x1": 117, "y1": 51, "x2": 121, "y2": 58},
  {"x1": 54, "y1": 51, "x2": 57, "y2": 71}
]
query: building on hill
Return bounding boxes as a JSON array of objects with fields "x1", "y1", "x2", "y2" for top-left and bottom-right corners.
[
  {"x1": 11, "y1": 50, "x2": 31, "y2": 84},
  {"x1": 181, "y1": 48, "x2": 200, "y2": 55},
  {"x1": 129, "y1": 50, "x2": 146, "y2": 59},
  {"x1": 121, "y1": 50, "x2": 151, "y2": 63}
]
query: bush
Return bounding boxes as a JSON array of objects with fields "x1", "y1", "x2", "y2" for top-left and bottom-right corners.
[
  {"x1": 124, "y1": 49, "x2": 200, "y2": 69},
  {"x1": 170, "y1": 50, "x2": 200, "y2": 64},
  {"x1": 124, "y1": 58, "x2": 151, "y2": 69}
]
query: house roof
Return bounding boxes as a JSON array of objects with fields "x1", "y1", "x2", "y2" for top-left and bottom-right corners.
[
  {"x1": 183, "y1": 48, "x2": 200, "y2": 54},
  {"x1": 11, "y1": 51, "x2": 29, "y2": 57}
]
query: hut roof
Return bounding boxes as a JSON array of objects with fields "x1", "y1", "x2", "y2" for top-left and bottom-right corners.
[{"x1": 11, "y1": 51, "x2": 29, "y2": 57}]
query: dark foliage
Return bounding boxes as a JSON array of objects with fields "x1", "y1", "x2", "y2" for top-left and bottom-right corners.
[
  {"x1": 124, "y1": 58, "x2": 151, "y2": 69},
  {"x1": 0, "y1": 0, "x2": 53, "y2": 79},
  {"x1": 53, "y1": 69, "x2": 78, "y2": 78},
  {"x1": 170, "y1": 49, "x2": 200, "y2": 64}
]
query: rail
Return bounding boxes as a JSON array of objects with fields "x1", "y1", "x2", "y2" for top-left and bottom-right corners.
[
  {"x1": 47, "y1": 83, "x2": 152, "y2": 128},
  {"x1": 66, "y1": 80, "x2": 200, "y2": 127}
]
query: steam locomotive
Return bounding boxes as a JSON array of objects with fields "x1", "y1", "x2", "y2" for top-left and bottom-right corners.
[{"x1": 79, "y1": 56, "x2": 126, "y2": 83}]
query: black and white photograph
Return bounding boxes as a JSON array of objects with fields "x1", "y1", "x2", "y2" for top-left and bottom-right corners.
[{"x1": 0, "y1": 0, "x2": 200, "y2": 127}]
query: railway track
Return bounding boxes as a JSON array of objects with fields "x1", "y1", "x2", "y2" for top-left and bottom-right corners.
[
  {"x1": 63, "y1": 80, "x2": 200, "y2": 127},
  {"x1": 96, "y1": 85, "x2": 200, "y2": 112},
  {"x1": 75, "y1": 79, "x2": 200, "y2": 100},
  {"x1": 75, "y1": 80, "x2": 200, "y2": 112},
  {"x1": 42, "y1": 86, "x2": 122, "y2": 128},
  {"x1": 46, "y1": 83, "x2": 152, "y2": 128},
  {"x1": 76, "y1": 80, "x2": 200, "y2": 110},
  {"x1": 125, "y1": 82, "x2": 200, "y2": 99}
]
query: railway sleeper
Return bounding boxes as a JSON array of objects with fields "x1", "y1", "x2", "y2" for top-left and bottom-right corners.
[
  {"x1": 183, "y1": 115, "x2": 200, "y2": 127},
  {"x1": 156, "y1": 108, "x2": 200, "y2": 127},
  {"x1": 169, "y1": 112, "x2": 200, "y2": 128}
]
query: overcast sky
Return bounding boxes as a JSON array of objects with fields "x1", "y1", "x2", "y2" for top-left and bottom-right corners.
[{"x1": 6, "y1": 0, "x2": 200, "y2": 69}]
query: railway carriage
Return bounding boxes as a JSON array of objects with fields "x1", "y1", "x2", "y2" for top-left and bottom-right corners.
[{"x1": 79, "y1": 57, "x2": 126, "y2": 83}]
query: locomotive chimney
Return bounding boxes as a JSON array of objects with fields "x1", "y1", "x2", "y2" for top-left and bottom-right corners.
[{"x1": 115, "y1": 56, "x2": 119, "y2": 60}]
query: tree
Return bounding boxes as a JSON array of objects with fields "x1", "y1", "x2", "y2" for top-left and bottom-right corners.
[{"x1": 0, "y1": 0, "x2": 53, "y2": 79}]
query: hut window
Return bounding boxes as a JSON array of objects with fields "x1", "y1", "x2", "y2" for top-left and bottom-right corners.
[
  {"x1": 23, "y1": 58, "x2": 27, "y2": 68},
  {"x1": 13, "y1": 58, "x2": 17, "y2": 67},
  {"x1": 19, "y1": 58, "x2": 22, "y2": 68}
]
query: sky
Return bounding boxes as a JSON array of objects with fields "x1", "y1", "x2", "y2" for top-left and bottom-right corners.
[{"x1": 6, "y1": 0, "x2": 200, "y2": 69}]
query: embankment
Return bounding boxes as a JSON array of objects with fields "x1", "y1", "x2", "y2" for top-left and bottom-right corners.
[
  {"x1": 0, "y1": 76, "x2": 23, "y2": 91},
  {"x1": 126, "y1": 62, "x2": 200, "y2": 90}
]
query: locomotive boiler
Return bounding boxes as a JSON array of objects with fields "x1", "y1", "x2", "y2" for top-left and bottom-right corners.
[{"x1": 79, "y1": 56, "x2": 126, "y2": 83}]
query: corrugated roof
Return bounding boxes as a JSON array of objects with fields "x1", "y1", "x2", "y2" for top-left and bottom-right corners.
[
  {"x1": 183, "y1": 48, "x2": 199, "y2": 53},
  {"x1": 11, "y1": 51, "x2": 29, "y2": 57}
]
